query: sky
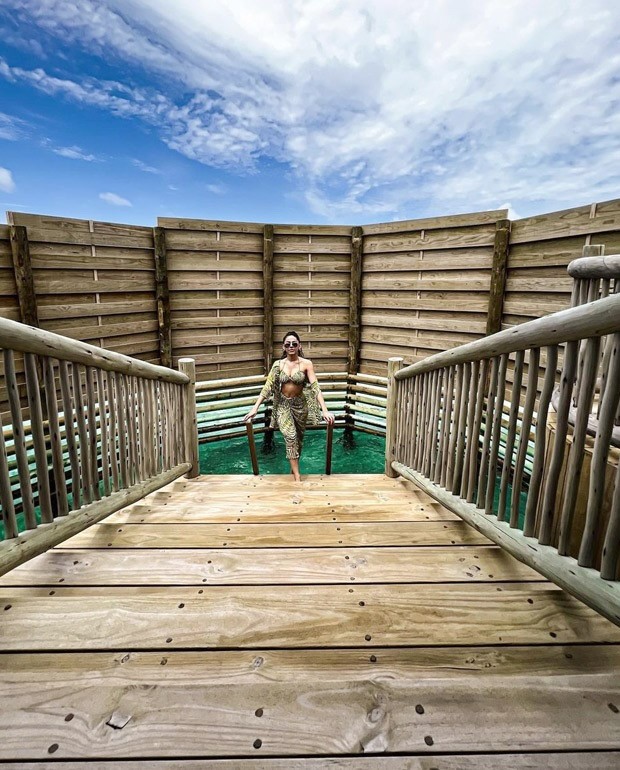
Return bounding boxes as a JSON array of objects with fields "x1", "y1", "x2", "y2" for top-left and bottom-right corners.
[{"x1": 0, "y1": 0, "x2": 619, "y2": 226}]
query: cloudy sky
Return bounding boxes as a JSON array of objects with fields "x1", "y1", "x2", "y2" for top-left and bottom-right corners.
[{"x1": 0, "y1": 0, "x2": 619, "y2": 225}]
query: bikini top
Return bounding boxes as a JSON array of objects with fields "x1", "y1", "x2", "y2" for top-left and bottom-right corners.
[{"x1": 279, "y1": 361, "x2": 307, "y2": 385}]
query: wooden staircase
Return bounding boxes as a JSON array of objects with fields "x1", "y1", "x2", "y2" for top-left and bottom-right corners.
[{"x1": 1, "y1": 473, "x2": 620, "y2": 766}]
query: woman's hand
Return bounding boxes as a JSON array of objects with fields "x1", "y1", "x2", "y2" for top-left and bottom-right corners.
[
  {"x1": 243, "y1": 408, "x2": 258, "y2": 423},
  {"x1": 322, "y1": 410, "x2": 335, "y2": 425}
]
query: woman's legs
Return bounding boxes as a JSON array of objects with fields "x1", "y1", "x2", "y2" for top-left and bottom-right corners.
[{"x1": 278, "y1": 396, "x2": 308, "y2": 482}]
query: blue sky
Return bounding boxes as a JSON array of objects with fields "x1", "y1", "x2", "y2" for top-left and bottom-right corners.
[{"x1": 0, "y1": 0, "x2": 619, "y2": 226}]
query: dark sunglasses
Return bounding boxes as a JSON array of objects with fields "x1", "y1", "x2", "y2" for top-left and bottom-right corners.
[{"x1": 284, "y1": 341, "x2": 299, "y2": 348}]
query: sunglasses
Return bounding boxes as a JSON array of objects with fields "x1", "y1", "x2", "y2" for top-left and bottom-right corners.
[{"x1": 284, "y1": 341, "x2": 299, "y2": 348}]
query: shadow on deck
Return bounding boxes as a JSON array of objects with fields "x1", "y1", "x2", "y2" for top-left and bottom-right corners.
[{"x1": 1, "y1": 473, "x2": 620, "y2": 766}]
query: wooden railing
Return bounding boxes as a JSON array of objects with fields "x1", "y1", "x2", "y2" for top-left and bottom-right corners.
[
  {"x1": 0, "y1": 318, "x2": 199, "y2": 576},
  {"x1": 244, "y1": 419, "x2": 335, "y2": 475},
  {"x1": 386, "y1": 288, "x2": 620, "y2": 625}
]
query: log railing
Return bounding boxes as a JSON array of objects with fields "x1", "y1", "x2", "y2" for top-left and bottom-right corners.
[
  {"x1": 386, "y1": 289, "x2": 620, "y2": 626},
  {"x1": 0, "y1": 318, "x2": 199, "y2": 576}
]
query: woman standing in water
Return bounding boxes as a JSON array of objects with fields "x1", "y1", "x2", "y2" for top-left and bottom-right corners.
[{"x1": 243, "y1": 331, "x2": 335, "y2": 481}]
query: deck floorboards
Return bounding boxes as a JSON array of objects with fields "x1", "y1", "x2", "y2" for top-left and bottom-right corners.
[{"x1": 1, "y1": 473, "x2": 620, "y2": 765}]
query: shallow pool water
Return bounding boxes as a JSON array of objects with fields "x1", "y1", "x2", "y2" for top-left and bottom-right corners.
[{"x1": 200, "y1": 428, "x2": 386, "y2": 475}]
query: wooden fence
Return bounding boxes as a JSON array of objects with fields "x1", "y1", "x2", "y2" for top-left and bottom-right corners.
[{"x1": 4, "y1": 198, "x2": 620, "y2": 418}]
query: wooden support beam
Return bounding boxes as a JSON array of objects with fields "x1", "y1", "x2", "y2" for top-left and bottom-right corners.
[
  {"x1": 153, "y1": 227, "x2": 172, "y2": 368},
  {"x1": 347, "y1": 226, "x2": 363, "y2": 374},
  {"x1": 385, "y1": 356, "x2": 404, "y2": 477},
  {"x1": 486, "y1": 218, "x2": 511, "y2": 335},
  {"x1": 263, "y1": 224, "x2": 274, "y2": 374},
  {"x1": 9, "y1": 225, "x2": 39, "y2": 328},
  {"x1": 178, "y1": 357, "x2": 199, "y2": 478}
]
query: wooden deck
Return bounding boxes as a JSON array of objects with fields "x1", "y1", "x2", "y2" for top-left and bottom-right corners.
[{"x1": 1, "y1": 473, "x2": 620, "y2": 766}]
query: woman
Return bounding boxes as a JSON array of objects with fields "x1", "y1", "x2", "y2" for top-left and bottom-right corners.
[{"x1": 243, "y1": 331, "x2": 335, "y2": 481}]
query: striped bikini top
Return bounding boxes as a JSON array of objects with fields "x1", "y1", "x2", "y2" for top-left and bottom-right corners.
[{"x1": 279, "y1": 361, "x2": 307, "y2": 385}]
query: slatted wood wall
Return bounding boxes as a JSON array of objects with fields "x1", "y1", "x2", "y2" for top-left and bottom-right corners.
[
  {"x1": 359, "y1": 211, "x2": 504, "y2": 376},
  {"x1": 272, "y1": 225, "x2": 351, "y2": 373},
  {"x1": 0, "y1": 226, "x2": 20, "y2": 420},
  {"x1": 158, "y1": 218, "x2": 265, "y2": 382},
  {"x1": 7, "y1": 213, "x2": 160, "y2": 364}
]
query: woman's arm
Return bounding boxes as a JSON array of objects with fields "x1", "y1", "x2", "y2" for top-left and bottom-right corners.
[
  {"x1": 306, "y1": 360, "x2": 335, "y2": 425},
  {"x1": 243, "y1": 362, "x2": 277, "y2": 422}
]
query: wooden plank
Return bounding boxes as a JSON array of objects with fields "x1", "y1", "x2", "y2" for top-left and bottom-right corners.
[
  {"x1": 486, "y1": 218, "x2": 511, "y2": 335},
  {"x1": 6, "y1": 755, "x2": 620, "y2": 769},
  {"x1": 58, "y1": 520, "x2": 492, "y2": 549},
  {"x1": 363, "y1": 225, "x2": 496, "y2": 254},
  {"x1": 362, "y1": 208, "x2": 507, "y2": 235},
  {"x1": 158, "y1": 217, "x2": 265, "y2": 233},
  {"x1": 362, "y1": 248, "x2": 493, "y2": 271},
  {"x1": 153, "y1": 227, "x2": 172, "y2": 368},
  {"x1": 510, "y1": 198, "x2": 620, "y2": 244},
  {"x1": 9, "y1": 225, "x2": 39, "y2": 327},
  {"x1": 1, "y1": 645, "x2": 620, "y2": 759},
  {"x1": 38, "y1": 300, "x2": 157, "y2": 320},
  {"x1": 1, "y1": 545, "x2": 540, "y2": 586},
  {"x1": 1, "y1": 582, "x2": 618, "y2": 650}
]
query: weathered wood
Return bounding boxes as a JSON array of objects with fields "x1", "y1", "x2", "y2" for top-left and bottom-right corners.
[
  {"x1": 384, "y1": 357, "x2": 404, "y2": 476},
  {"x1": 59, "y1": 360, "x2": 81, "y2": 509},
  {"x1": 347, "y1": 226, "x2": 363, "y2": 374},
  {"x1": 569, "y1": 254, "x2": 620, "y2": 278},
  {"x1": 0, "y1": 410, "x2": 18, "y2": 539},
  {"x1": 1, "y1": 580, "x2": 617, "y2": 650},
  {"x1": 178, "y1": 358, "x2": 199, "y2": 478},
  {"x1": 0, "y1": 316, "x2": 187, "y2": 383},
  {"x1": 23, "y1": 352, "x2": 53, "y2": 523},
  {"x1": 72, "y1": 364, "x2": 93, "y2": 505},
  {"x1": 486, "y1": 218, "x2": 511, "y2": 335},
  {"x1": 1, "y1": 545, "x2": 539, "y2": 586},
  {"x1": 85, "y1": 366, "x2": 100, "y2": 502},
  {"x1": 95, "y1": 368, "x2": 111, "y2": 496},
  {"x1": 602, "y1": 460, "x2": 620, "y2": 580},
  {"x1": 498, "y1": 350, "x2": 524, "y2": 522},
  {"x1": 325, "y1": 421, "x2": 334, "y2": 475},
  {"x1": 9, "y1": 224, "x2": 39, "y2": 327},
  {"x1": 393, "y1": 462, "x2": 620, "y2": 628},
  {"x1": 485, "y1": 353, "x2": 508, "y2": 515},
  {"x1": 116, "y1": 373, "x2": 129, "y2": 489},
  {"x1": 153, "y1": 227, "x2": 172, "y2": 368},
  {"x1": 4, "y1": 349, "x2": 36, "y2": 529},
  {"x1": 0, "y1": 464, "x2": 190, "y2": 576},
  {"x1": 262, "y1": 224, "x2": 274, "y2": 373},
  {"x1": 510, "y1": 347, "x2": 539, "y2": 527},
  {"x1": 245, "y1": 420, "x2": 259, "y2": 475},
  {"x1": 395, "y1": 293, "x2": 620, "y2": 379}
]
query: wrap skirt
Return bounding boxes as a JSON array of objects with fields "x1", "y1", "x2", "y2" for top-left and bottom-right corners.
[{"x1": 275, "y1": 394, "x2": 308, "y2": 460}]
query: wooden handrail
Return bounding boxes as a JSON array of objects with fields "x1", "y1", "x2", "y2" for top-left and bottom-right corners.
[
  {"x1": 0, "y1": 316, "x2": 187, "y2": 383},
  {"x1": 245, "y1": 420, "x2": 259, "y2": 475},
  {"x1": 395, "y1": 292, "x2": 620, "y2": 379},
  {"x1": 568, "y1": 254, "x2": 620, "y2": 279},
  {"x1": 387, "y1": 293, "x2": 620, "y2": 626}
]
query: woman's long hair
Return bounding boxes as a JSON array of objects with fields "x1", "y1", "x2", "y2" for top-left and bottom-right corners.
[{"x1": 279, "y1": 330, "x2": 305, "y2": 359}]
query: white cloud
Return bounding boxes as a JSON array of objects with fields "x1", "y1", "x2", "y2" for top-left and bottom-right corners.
[
  {"x1": 0, "y1": 167, "x2": 15, "y2": 193},
  {"x1": 3, "y1": 0, "x2": 620, "y2": 219},
  {"x1": 99, "y1": 191, "x2": 132, "y2": 206},
  {"x1": 499, "y1": 203, "x2": 521, "y2": 221},
  {"x1": 53, "y1": 145, "x2": 98, "y2": 161},
  {"x1": 206, "y1": 183, "x2": 226, "y2": 195},
  {"x1": 0, "y1": 112, "x2": 25, "y2": 141},
  {"x1": 131, "y1": 158, "x2": 161, "y2": 174}
]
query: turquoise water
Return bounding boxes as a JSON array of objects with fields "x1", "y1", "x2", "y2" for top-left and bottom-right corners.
[{"x1": 200, "y1": 428, "x2": 386, "y2": 475}]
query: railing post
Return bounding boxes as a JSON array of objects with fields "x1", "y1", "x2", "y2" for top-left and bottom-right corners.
[
  {"x1": 245, "y1": 421, "x2": 260, "y2": 475},
  {"x1": 385, "y1": 357, "x2": 404, "y2": 477},
  {"x1": 178, "y1": 357, "x2": 199, "y2": 478}
]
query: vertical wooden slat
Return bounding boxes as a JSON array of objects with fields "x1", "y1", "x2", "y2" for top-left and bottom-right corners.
[
  {"x1": 510, "y1": 348, "x2": 540, "y2": 528},
  {"x1": 557, "y1": 335, "x2": 601, "y2": 555},
  {"x1": 0, "y1": 411, "x2": 18, "y2": 539},
  {"x1": 424, "y1": 369, "x2": 439, "y2": 478},
  {"x1": 245, "y1": 420, "x2": 259, "y2": 475},
  {"x1": 59, "y1": 360, "x2": 81, "y2": 510},
  {"x1": 9, "y1": 225, "x2": 39, "y2": 328},
  {"x1": 583, "y1": 333, "x2": 620, "y2": 572},
  {"x1": 466, "y1": 359, "x2": 488, "y2": 503},
  {"x1": 5, "y1": 349, "x2": 36, "y2": 529},
  {"x1": 485, "y1": 353, "x2": 508, "y2": 515},
  {"x1": 385, "y1": 357, "x2": 404, "y2": 477},
  {"x1": 85, "y1": 366, "x2": 100, "y2": 501},
  {"x1": 136, "y1": 377, "x2": 146, "y2": 481},
  {"x1": 446, "y1": 364, "x2": 464, "y2": 490},
  {"x1": 486, "y1": 218, "x2": 510, "y2": 335},
  {"x1": 477, "y1": 356, "x2": 499, "y2": 509},
  {"x1": 179, "y1": 358, "x2": 199, "y2": 477},
  {"x1": 43, "y1": 358, "x2": 68, "y2": 516},
  {"x1": 127, "y1": 376, "x2": 138, "y2": 483},
  {"x1": 116, "y1": 373, "x2": 129, "y2": 489},
  {"x1": 107, "y1": 371, "x2": 120, "y2": 492},
  {"x1": 347, "y1": 226, "x2": 363, "y2": 375},
  {"x1": 453, "y1": 362, "x2": 471, "y2": 494},
  {"x1": 601, "y1": 458, "x2": 620, "y2": 580},
  {"x1": 497, "y1": 350, "x2": 524, "y2": 522},
  {"x1": 524, "y1": 346, "x2": 558, "y2": 537},
  {"x1": 263, "y1": 224, "x2": 274, "y2": 374},
  {"x1": 539, "y1": 339, "x2": 579, "y2": 545},
  {"x1": 440, "y1": 366, "x2": 454, "y2": 489},
  {"x1": 23, "y1": 352, "x2": 53, "y2": 523},
  {"x1": 153, "y1": 227, "x2": 172, "y2": 369},
  {"x1": 72, "y1": 363, "x2": 92, "y2": 506},
  {"x1": 96, "y1": 369, "x2": 111, "y2": 496},
  {"x1": 325, "y1": 421, "x2": 334, "y2": 475}
]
